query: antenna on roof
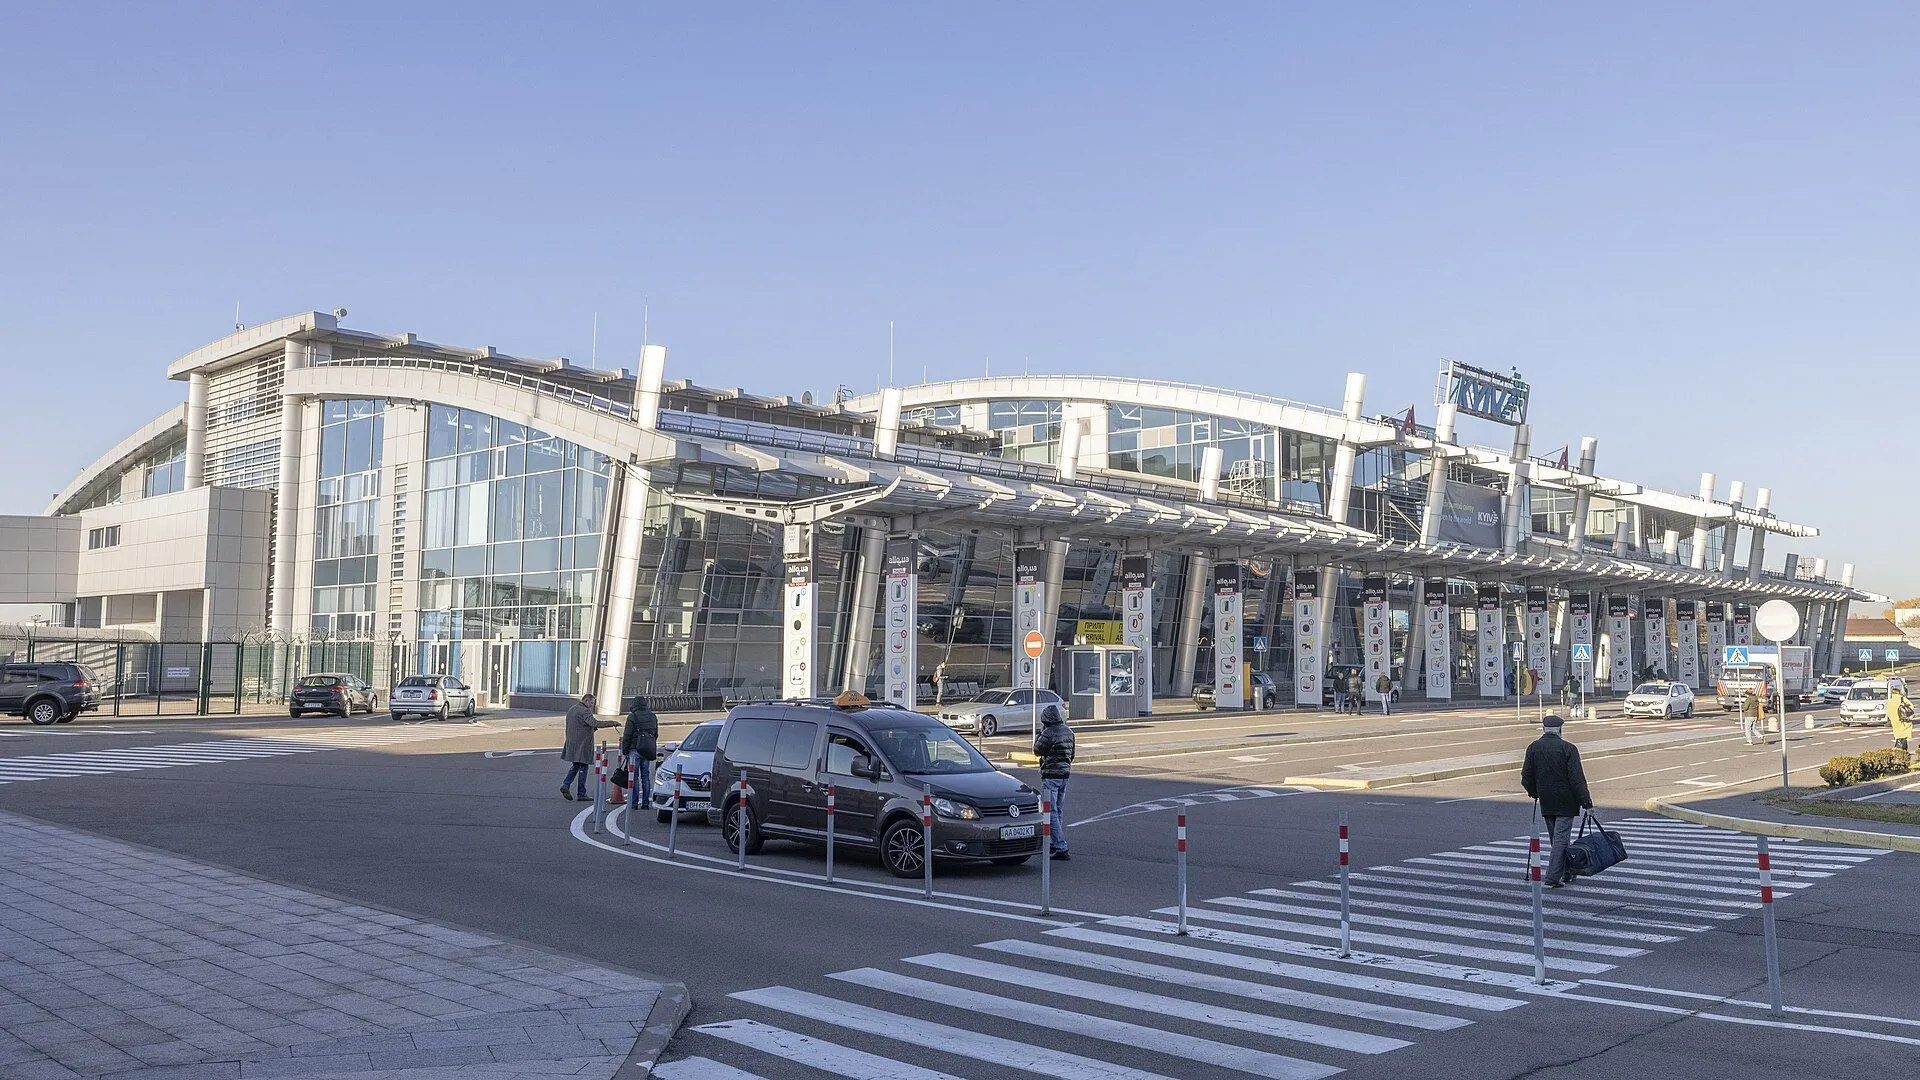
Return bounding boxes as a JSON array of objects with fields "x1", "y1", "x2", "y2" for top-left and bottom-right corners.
[
  {"x1": 888, "y1": 320, "x2": 896, "y2": 387},
  {"x1": 233, "y1": 302, "x2": 243, "y2": 332},
  {"x1": 591, "y1": 313, "x2": 598, "y2": 367},
  {"x1": 642, "y1": 297, "x2": 650, "y2": 347}
]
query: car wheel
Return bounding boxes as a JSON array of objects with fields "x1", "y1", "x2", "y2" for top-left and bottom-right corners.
[
  {"x1": 880, "y1": 818, "x2": 927, "y2": 879},
  {"x1": 721, "y1": 801, "x2": 764, "y2": 856},
  {"x1": 389, "y1": 712, "x2": 403, "y2": 721},
  {"x1": 436, "y1": 704, "x2": 450, "y2": 722},
  {"x1": 289, "y1": 709, "x2": 302, "y2": 719},
  {"x1": 657, "y1": 808, "x2": 673, "y2": 824},
  {"x1": 992, "y1": 855, "x2": 1033, "y2": 866},
  {"x1": 465, "y1": 699, "x2": 477, "y2": 718},
  {"x1": 980, "y1": 715, "x2": 998, "y2": 738},
  {"x1": 26, "y1": 698, "x2": 61, "y2": 726}
]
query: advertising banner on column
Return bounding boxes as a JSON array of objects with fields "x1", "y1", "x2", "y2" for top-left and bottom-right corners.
[
  {"x1": 1013, "y1": 547, "x2": 1045, "y2": 690},
  {"x1": 1675, "y1": 601, "x2": 1700, "y2": 688},
  {"x1": 1732, "y1": 602, "x2": 1753, "y2": 647},
  {"x1": 1525, "y1": 587, "x2": 1552, "y2": 693},
  {"x1": 1642, "y1": 597, "x2": 1668, "y2": 680},
  {"x1": 1704, "y1": 604, "x2": 1727, "y2": 685},
  {"x1": 882, "y1": 538, "x2": 917, "y2": 709},
  {"x1": 1120, "y1": 555, "x2": 1154, "y2": 713},
  {"x1": 783, "y1": 556, "x2": 816, "y2": 700},
  {"x1": 1568, "y1": 592, "x2": 1594, "y2": 693},
  {"x1": 1423, "y1": 580, "x2": 1451, "y2": 700},
  {"x1": 1362, "y1": 576, "x2": 1390, "y2": 702},
  {"x1": 1214, "y1": 563, "x2": 1244, "y2": 710},
  {"x1": 1606, "y1": 595, "x2": 1633, "y2": 691},
  {"x1": 1477, "y1": 584, "x2": 1505, "y2": 698},
  {"x1": 1293, "y1": 570, "x2": 1320, "y2": 706}
]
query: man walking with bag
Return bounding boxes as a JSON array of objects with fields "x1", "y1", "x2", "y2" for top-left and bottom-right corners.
[
  {"x1": 1520, "y1": 714, "x2": 1592, "y2": 889},
  {"x1": 620, "y1": 694, "x2": 660, "y2": 817},
  {"x1": 1033, "y1": 705, "x2": 1076, "y2": 862}
]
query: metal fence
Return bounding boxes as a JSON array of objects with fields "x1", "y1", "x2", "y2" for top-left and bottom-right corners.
[{"x1": 1, "y1": 635, "x2": 388, "y2": 715}]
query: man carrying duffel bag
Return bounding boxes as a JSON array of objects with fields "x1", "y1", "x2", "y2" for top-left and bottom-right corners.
[{"x1": 1520, "y1": 713, "x2": 1592, "y2": 889}]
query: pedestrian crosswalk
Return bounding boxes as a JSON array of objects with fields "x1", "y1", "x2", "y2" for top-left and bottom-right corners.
[
  {"x1": 0, "y1": 722, "x2": 524, "y2": 784},
  {"x1": 657, "y1": 816, "x2": 1887, "y2": 1078}
]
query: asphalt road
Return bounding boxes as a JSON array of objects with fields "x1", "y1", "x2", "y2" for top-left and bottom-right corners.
[{"x1": 1, "y1": 705, "x2": 1914, "y2": 1080}]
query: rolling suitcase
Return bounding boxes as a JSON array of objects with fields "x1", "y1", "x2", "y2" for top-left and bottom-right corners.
[{"x1": 1562, "y1": 811, "x2": 1629, "y2": 877}]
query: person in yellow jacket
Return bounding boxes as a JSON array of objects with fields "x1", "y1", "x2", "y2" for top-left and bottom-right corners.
[{"x1": 1889, "y1": 685, "x2": 1914, "y2": 755}]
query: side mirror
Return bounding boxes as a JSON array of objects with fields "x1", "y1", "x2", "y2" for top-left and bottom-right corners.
[
  {"x1": 850, "y1": 754, "x2": 876, "y2": 780},
  {"x1": 660, "y1": 742, "x2": 680, "y2": 756}
]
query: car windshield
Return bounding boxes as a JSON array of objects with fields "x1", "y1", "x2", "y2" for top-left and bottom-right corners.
[
  {"x1": 1633, "y1": 683, "x2": 1670, "y2": 695},
  {"x1": 869, "y1": 724, "x2": 995, "y2": 775},
  {"x1": 1849, "y1": 687, "x2": 1889, "y2": 701},
  {"x1": 299, "y1": 676, "x2": 343, "y2": 687},
  {"x1": 968, "y1": 689, "x2": 1016, "y2": 705},
  {"x1": 678, "y1": 724, "x2": 721, "y2": 753}
]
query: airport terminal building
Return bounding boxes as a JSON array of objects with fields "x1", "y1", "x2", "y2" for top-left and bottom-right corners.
[{"x1": 1, "y1": 312, "x2": 1881, "y2": 711}]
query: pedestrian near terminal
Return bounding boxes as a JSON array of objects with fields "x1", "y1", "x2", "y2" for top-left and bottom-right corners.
[
  {"x1": 1739, "y1": 689, "x2": 1766, "y2": 745},
  {"x1": 1375, "y1": 672, "x2": 1392, "y2": 716},
  {"x1": 1520, "y1": 714, "x2": 1593, "y2": 889},
  {"x1": 1889, "y1": 683, "x2": 1914, "y2": 755},
  {"x1": 1332, "y1": 673, "x2": 1348, "y2": 714},
  {"x1": 1561, "y1": 675, "x2": 1578, "y2": 711},
  {"x1": 1034, "y1": 705, "x2": 1076, "y2": 861},
  {"x1": 1346, "y1": 670, "x2": 1364, "y2": 714},
  {"x1": 561, "y1": 693, "x2": 617, "y2": 802},
  {"x1": 933, "y1": 660, "x2": 948, "y2": 707},
  {"x1": 620, "y1": 694, "x2": 660, "y2": 815}
]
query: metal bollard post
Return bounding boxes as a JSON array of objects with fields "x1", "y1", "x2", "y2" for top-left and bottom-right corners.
[
  {"x1": 593, "y1": 742, "x2": 606, "y2": 835},
  {"x1": 1176, "y1": 812, "x2": 1189, "y2": 936},
  {"x1": 623, "y1": 753, "x2": 637, "y2": 847},
  {"x1": 664, "y1": 765, "x2": 682, "y2": 858},
  {"x1": 1758, "y1": 836, "x2": 1784, "y2": 1014},
  {"x1": 921, "y1": 787, "x2": 935, "y2": 899},
  {"x1": 735, "y1": 773, "x2": 749, "y2": 870},
  {"x1": 824, "y1": 782, "x2": 837, "y2": 884},
  {"x1": 1529, "y1": 832, "x2": 1546, "y2": 985},
  {"x1": 1039, "y1": 796, "x2": 1053, "y2": 916},
  {"x1": 1337, "y1": 812, "x2": 1352, "y2": 957}
]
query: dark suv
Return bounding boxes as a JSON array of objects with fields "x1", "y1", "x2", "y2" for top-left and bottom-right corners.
[
  {"x1": 1, "y1": 663, "x2": 101, "y2": 725},
  {"x1": 706, "y1": 699, "x2": 1044, "y2": 877}
]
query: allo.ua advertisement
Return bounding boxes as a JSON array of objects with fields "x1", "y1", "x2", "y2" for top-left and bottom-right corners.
[
  {"x1": 1213, "y1": 563, "x2": 1244, "y2": 710},
  {"x1": 1607, "y1": 595, "x2": 1634, "y2": 691},
  {"x1": 1675, "y1": 601, "x2": 1700, "y2": 688},
  {"x1": 1363, "y1": 577, "x2": 1390, "y2": 702},
  {"x1": 1423, "y1": 580, "x2": 1451, "y2": 700},
  {"x1": 1477, "y1": 584, "x2": 1505, "y2": 698},
  {"x1": 1120, "y1": 556, "x2": 1154, "y2": 712},
  {"x1": 1293, "y1": 570, "x2": 1320, "y2": 706},
  {"x1": 1567, "y1": 591, "x2": 1594, "y2": 693},
  {"x1": 1525, "y1": 587, "x2": 1552, "y2": 692},
  {"x1": 882, "y1": 539, "x2": 917, "y2": 708}
]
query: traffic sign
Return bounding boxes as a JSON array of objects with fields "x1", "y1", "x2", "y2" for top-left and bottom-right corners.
[
  {"x1": 1023, "y1": 631, "x2": 1046, "y2": 659},
  {"x1": 1888, "y1": 649, "x2": 1902, "y2": 663},
  {"x1": 1251, "y1": 635, "x2": 1269, "y2": 654},
  {"x1": 1511, "y1": 641, "x2": 1525, "y2": 661},
  {"x1": 1860, "y1": 649, "x2": 1874, "y2": 663},
  {"x1": 1571, "y1": 643, "x2": 1593, "y2": 664},
  {"x1": 1724, "y1": 646, "x2": 1750, "y2": 666},
  {"x1": 1754, "y1": 599, "x2": 1801, "y2": 644}
]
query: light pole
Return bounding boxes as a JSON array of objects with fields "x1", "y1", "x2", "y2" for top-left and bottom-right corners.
[{"x1": 1754, "y1": 600, "x2": 1802, "y2": 791}]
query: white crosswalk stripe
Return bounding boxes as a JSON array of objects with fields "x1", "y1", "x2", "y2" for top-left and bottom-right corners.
[
  {"x1": 655, "y1": 816, "x2": 1886, "y2": 1078},
  {"x1": 0, "y1": 723, "x2": 524, "y2": 784}
]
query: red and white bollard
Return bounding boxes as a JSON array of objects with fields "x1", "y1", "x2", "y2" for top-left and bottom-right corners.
[
  {"x1": 593, "y1": 742, "x2": 606, "y2": 834},
  {"x1": 920, "y1": 788, "x2": 935, "y2": 899},
  {"x1": 824, "y1": 783, "x2": 837, "y2": 883},
  {"x1": 734, "y1": 774, "x2": 749, "y2": 870},
  {"x1": 1528, "y1": 832, "x2": 1545, "y2": 984},
  {"x1": 1176, "y1": 812, "x2": 1190, "y2": 936},
  {"x1": 664, "y1": 765, "x2": 682, "y2": 857},
  {"x1": 1337, "y1": 812, "x2": 1352, "y2": 957},
  {"x1": 1038, "y1": 797, "x2": 1053, "y2": 916},
  {"x1": 1758, "y1": 836, "x2": 1783, "y2": 1014}
]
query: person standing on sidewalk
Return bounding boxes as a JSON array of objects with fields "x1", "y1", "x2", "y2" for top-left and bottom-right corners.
[
  {"x1": 620, "y1": 694, "x2": 660, "y2": 816},
  {"x1": 933, "y1": 660, "x2": 948, "y2": 707},
  {"x1": 1346, "y1": 670, "x2": 1364, "y2": 714},
  {"x1": 1889, "y1": 683, "x2": 1914, "y2": 756},
  {"x1": 1520, "y1": 714, "x2": 1592, "y2": 889},
  {"x1": 1738, "y1": 689, "x2": 1766, "y2": 745},
  {"x1": 561, "y1": 693, "x2": 616, "y2": 802},
  {"x1": 1375, "y1": 672, "x2": 1393, "y2": 716},
  {"x1": 1033, "y1": 704, "x2": 1076, "y2": 861}
]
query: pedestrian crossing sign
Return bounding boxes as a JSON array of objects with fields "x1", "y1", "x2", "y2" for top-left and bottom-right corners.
[
  {"x1": 1571, "y1": 643, "x2": 1593, "y2": 663},
  {"x1": 1724, "y1": 646, "x2": 1750, "y2": 665},
  {"x1": 1861, "y1": 649, "x2": 1874, "y2": 663},
  {"x1": 1888, "y1": 649, "x2": 1902, "y2": 663}
]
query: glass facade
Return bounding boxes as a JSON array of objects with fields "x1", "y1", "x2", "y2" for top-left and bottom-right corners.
[
  {"x1": 417, "y1": 404, "x2": 611, "y2": 695},
  {"x1": 143, "y1": 442, "x2": 187, "y2": 499},
  {"x1": 988, "y1": 400, "x2": 1062, "y2": 464},
  {"x1": 312, "y1": 400, "x2": 384, "y2": 641}
]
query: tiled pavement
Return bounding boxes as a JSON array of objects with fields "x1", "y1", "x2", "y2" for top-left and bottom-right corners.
[{"x1": 0, "y1": 810, "x2": 684, "y2": 1080}]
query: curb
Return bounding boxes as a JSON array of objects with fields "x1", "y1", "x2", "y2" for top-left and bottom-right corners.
[
  {"x1": 1645, "y1": 796, "x2": 1920, "y2": 853},
  {"x1": 626, "y1": 982, "x2": 692, "y2": 1077},
  {"x1": 1282, "y1": 729, "x2": 1732, "y2": 791}
]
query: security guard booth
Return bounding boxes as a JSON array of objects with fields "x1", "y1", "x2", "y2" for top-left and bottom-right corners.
[{"x1": 1061, "y1": 644, "x2": 1145, "y2": 720}]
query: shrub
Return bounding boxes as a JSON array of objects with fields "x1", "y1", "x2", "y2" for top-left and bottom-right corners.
[
  {"x1": 1820, "y1": 756, "x2": 1865, "y2": 787},
  {"x1": 1821, "y1": 751, "x2": 1913, "y2": 787},
  {"x1": 1859, "y1": 749, "x2": 1912, "y2": 778}
]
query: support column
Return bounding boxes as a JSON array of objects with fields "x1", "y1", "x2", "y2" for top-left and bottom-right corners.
[
  {"x1": 594, "y1": 467, "x2": 651, "y2": 710},
  {"x1": 634, "y1": 344, "x2": 668, "y2": 430},
  {"x1": 1722, "y1": 481, "x2": 1746, "y2": 575},
  {"x1": 184, "y1": 372, "x2": 208, "y2": 489},
  {"x1": 1501, "y1": 425, "x2": 1532, "y2": 554},
  {"x1": 1662, "y1": 529, "x2": 1680, "y2": 565},
  {"x1": 1567, "y1": 437, "x2": 1597, "y2": 551},
  {"x1": 1039, "y1": 539, "x2": 1070, "y2": 691},
  {"x1": 1418, "y1": 405, "x2": 1459, "y2": 546},
  {"x1": 1172, "y1": 552, "x2": 1213, "y2": 697},
  {"x1": 841, "y1": 526, "x2": 887, "y2": 693},
  {"x1": 270, "y1": 396, "x2": 306, "y2": 640},
  {"x1": 1746, "y1": 487, "x2": 1772, "y2": 579},
  {"x1": 1690, "y1": 472, "x2": 1715, "y2": 570}
]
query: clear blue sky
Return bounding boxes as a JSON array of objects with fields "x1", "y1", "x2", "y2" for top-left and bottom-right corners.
[{"x1": 3, "y1": 3, "x2": 1914, "y2": 604}]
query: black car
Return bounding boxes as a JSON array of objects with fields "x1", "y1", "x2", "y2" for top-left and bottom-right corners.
[
  {"x1": 288, "y1": 673, "x2": 379, "y2": 718},
  {"x1": 707, "y1": 696, "x2": 1044, "y2": 878},
  {"x1": 1, "y1": 662, "x2": 101, "y2": 725}
]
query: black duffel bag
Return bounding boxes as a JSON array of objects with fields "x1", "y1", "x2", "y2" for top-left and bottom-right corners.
[{"x1": 1562, "y1": 811, "x2": 1629, "y2": 877}]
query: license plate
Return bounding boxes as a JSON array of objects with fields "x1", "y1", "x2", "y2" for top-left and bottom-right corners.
[
  {"x1": 1000, "y1": 825, "x2": 1036, "y2": 840},
  {"x1": 680, "y1": 800, "x2": 710, "y2": 812}
]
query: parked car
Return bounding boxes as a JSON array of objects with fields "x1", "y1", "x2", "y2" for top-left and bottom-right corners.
[
  {"x1": 1839, "y1": 679, "x2": 1907, "y2": 725},
  {"x1": 1621, "y1": 681, "x2": 1695, "y2": 719},
  {"x1": 388, "y1": 674, "x2": 476, "y2": 721},
  {"x1": 936, "y1": 687, "x2": 1065, "y2": 737},
  {"x1": 288, "y1": 673, "x2": 379, "y2": 718},
  {"x1": 1814, "y1": 676, "x2": 1857, "y2": 705},
  {"x1": 0, "y1": 662, "x2": 100, "y2": 726},
  {"x1": 1194, "y1": 671, "x2": 1279, "y2": 710},
  {"x1": 651, "y1": 719, "x2": 723, "y2": 823},
  {"x1": 708, "y1": 696, "x2": 1044, "y2": 877}
]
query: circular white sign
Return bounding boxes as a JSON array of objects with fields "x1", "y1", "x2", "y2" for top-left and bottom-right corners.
[{"x1": 1754, "y1": 599, "x2": 1801, "y2": 643}]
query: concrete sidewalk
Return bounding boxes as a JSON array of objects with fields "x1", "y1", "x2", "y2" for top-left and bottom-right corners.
[
  {"x1": 0, "y1": 810, "x2": 686, "y2": 1080},
  {"x1": 1647, "y1": 789, "x2": 1920, "y2": 853}
]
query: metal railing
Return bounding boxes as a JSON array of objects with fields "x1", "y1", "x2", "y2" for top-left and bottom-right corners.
[{"x1": 316, "y1": 355, "x2": 636, "y2": 419}]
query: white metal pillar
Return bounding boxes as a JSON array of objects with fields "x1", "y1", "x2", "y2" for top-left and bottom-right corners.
[
  {"x1": 1746, "y1": 487, "x2": 1771, "y2": 579},
  {"x1": 1501, "y1": 424, "x2": 1531, "y2": 554},
  {"x1": 841, "y1": 525, "x2": 887, "y2": 692},
  {"x1": 1039, "y1": 539, "x2": 1070, "y2": 691},
  {"x1": 184, "y1": 372, "x2": 208, "y2": 489},
  {"x1": 1418, "y1": 404, "x2": 1459, "y2": 546},
  {"x1": 593, "y1": 467, "x2": 652, "y2": 711},
  {"x1": 1721, "y1": 480, "x2": 1745, "y2": 575},
  {"x1": 1172, "y1": 552, "x2": 1213, "y2": 697},
  {"x1": 1567, "y1": 437, "x2": 1597, "y2": 551}
]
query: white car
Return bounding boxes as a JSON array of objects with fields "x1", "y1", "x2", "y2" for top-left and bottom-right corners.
[
  {"x1": 389, "y1": 674, "x2": 477, "y2": 721},
  {"x1": 1839, "y1": 680, "x2": 1900, "y2": 725},
  {"x1": 1621, "y1": 681, "x2": 1694, "y2": 719},
  {"x1": 651, "y1": 720, "x2": 722, "y2": 822},
  {"x1": 936, "y1": 688, "x2": 1065, "y2": 737},
  {"x1": 1815, "y1": 677, "x2": 1857, "y2": 705}
]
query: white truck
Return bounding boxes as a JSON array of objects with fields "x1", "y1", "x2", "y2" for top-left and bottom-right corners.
[{"x1": 1714, "y1": 645, "x2": 1816, "y2": 711}]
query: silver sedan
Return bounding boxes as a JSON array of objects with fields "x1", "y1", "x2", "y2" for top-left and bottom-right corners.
[{"x1": 935, "y1": 688, "x2": 1064, "y2": 737}]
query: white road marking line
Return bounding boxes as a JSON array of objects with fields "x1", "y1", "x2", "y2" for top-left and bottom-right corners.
[
  {"x1": 1475, "y1": 839, "x2": 1853, "y2": 873},
  {"x1": 731, "y1": 985, "x2": 1181, "y2": 1080},
  {"x1": 1552, "y1": 989, "x2": 1920, "y2": 1046},
  {"x1": 1367, "y1": 865, "x2": 1756, "y2": 914},
  {"x1": 1250, "y1": 887, "x2": 1682, "y2": 943},
  {"x1": 695, "y1": 1019, "x2": 964, "y2": 1079},
  {"x1": 979, "y1": 938, "x2": 1472, "y2": 1031},
  {"x1": 653, "y1": 1056, "x2": 769, "y2": 1080},
  {"x1": 1286, "y1": 880, "x2": 1711, "y2": 933},
  {"x1": 1405, "y1": 854, "x2": 1789, "y2": 896},
  {"x1": 830, "y1": 966, "x2": 1344, "y2": 1080},
  {"x1": 1580, "y1": 979, "x2": 1920, "y2": 1029},
  {"x1": 1206, "y1": 896, "x2": 1645, "y2": 957},
  {"x1": 1156, "y1": 906, "x2": 1616, "y2": 974}
]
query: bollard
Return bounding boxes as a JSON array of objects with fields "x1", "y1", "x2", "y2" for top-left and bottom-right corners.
[
  {"x1": 594, "y1": 742, "x2": 606, "y2": 835},
  {"x1": 1039, "y1": 796, "x2": 1053, "y2": 915},
  {"x1": 824, "y1": 782, "x2": 837, "y2": 884},
  {"x1": 1529, "y1": 832, "x2": 1546, "y2": 985},
  {"x1": 1758, "y1": 836, "x2": 1784, "y2": 1014},
  {"x1": 1176, "y1": 812, "x2": 1189, "y2": 936},
  {"x1": 664, "y1": 765, "x2": 682, "y2": 858},
  {"x1": 921, "y1": 787, "x2": 935, "y2": 899},
  {"x1": 1337, "y1": 812, "x2": 1352, "y2": 957},
  {"x1": 735, "y1": 773, "x2": 749, "y2": 870},
  {"x1": 623, "y1": 752, "x2": 637, "y2": 847}
]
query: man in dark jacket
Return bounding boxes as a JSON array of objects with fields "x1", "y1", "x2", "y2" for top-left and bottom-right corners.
[
  {"x1": 1521, "y1": 714, "x2": 1593, "y2": 887},
  {"x1": 620, "y1": 695, "x2": 660, "y2": 815},
  {"x1": 1033, "y1": 705, "x2": 1075, "y2": 861}
]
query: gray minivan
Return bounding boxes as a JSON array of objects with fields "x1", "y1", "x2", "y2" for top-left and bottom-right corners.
[{"x1": 706, "y1": 699, "x2": 1044, "y2": 877}]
